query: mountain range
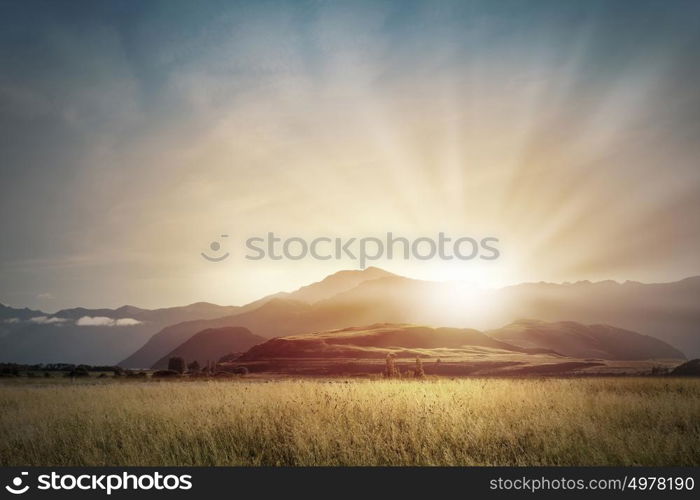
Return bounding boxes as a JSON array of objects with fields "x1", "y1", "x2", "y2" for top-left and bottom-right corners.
[{"x1": 1, "y1": 267, "x2": 698, "y2": 367}]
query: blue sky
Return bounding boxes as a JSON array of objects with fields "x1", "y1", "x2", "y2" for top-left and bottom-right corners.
[{"x1": 1, "y1": 0, "x2": 699, "y2": 310}]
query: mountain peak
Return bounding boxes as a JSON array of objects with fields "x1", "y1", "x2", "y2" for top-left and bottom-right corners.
[{"x1": 288, "y1": 267, "x2": 396, "y2": 304}]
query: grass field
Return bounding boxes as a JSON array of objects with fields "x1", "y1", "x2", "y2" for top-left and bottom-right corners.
[{"x1": 1, "y1": 377, "x2": 699, "y2": 466}]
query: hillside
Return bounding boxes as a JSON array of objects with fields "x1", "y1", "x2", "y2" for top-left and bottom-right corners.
[
  {"x1": 151, "y1": 327, "x2": 265, "y2": 370},
  {"x1": 495, "y1": 277, "x2": 700, "y2": 357},
  {"x1": 221, "y1": 322, "x2": 675, "y2": 376},
  {"x1": 239, "y1": 323, "x2": 524, "y2": 361},
  {"x1": 487, "y1": 319, "x2": 686, "y2": 360}
]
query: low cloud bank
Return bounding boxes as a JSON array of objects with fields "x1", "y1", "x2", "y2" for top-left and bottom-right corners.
[
  {"x1": 76, "y1": 316, "x2": 142, "y2": 327},
  {"x1": 3, "y1": 316, "x2": 142, "y2": 327}
]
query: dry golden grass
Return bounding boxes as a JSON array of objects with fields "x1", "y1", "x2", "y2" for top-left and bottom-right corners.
[{"x1": 1, "y1": 377, "x2": 698, "y2": 466}]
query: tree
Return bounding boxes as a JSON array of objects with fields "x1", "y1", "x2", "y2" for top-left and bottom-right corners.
[
  {"x1": 187, "y1": 360, "x2": 201, "y2": 373},
  {"x1": 168, "y1": 357, "x2": 186, "y2": 374},
  {"x1": 414, "y1": 357, "x2": 425, "y2": 379},
  {"x1": 384, "y1": 353, "x2": 399, "y2": 378}
]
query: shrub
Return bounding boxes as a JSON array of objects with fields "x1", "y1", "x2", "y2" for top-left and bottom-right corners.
[
  {"x1": 230, "y1": 366, "x2": 249, "y2": 376},
  {"x1": 0, "y1": 367, "x2": 20, "y2": 377},
  {"x1": 187, "y1": 360, "x2": 201, "y2": 373},
  {"x1": 152, "y1": 370, "x2": 180, "y2": 378},
  {"x1": 65, "y1": 367, "x2": 90, "y2": 377},
  {"x1": 651, "y1": 365, "x2": 669, "y2": 375}
]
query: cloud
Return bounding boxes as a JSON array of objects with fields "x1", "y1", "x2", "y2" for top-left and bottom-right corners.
[
  {"x1": 114, "y1": 318, "x2": 141, "y2": 326},
  {"x1": 75, "y1": 316, "x2": 113, "y2": 326},
  {"x1": 37, "y1": 292, "x2": 54, "y2": 300},
  {"x1": 30, "y1": 316, "x2": 68, "y2": 324},
  {"x1": 3, "y1": 318, "x2": 20, "y2": 323},
  {"x1": 76, "y1": 316, "x2": 141, "y2": 326}
]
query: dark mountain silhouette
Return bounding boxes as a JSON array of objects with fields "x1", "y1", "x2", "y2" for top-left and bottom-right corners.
[
  {"x1": 487, "y1": 319, "x2": 685, "y2": 360},
  {"x1": 0, "y1": 303, "x2": 46, "y2": 321},
  {"x1": 151, "y1": 327, "x2": 265, "y2": 370}
]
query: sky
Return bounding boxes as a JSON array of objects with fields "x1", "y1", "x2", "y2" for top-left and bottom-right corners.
[{"x1": 1, "y1": 0, "x2": 699, "y2": 311}]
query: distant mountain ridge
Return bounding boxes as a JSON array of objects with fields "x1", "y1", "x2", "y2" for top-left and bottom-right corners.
[
  {"x1": 0, "y1": 303, "x2": 46, "y2": 321},
  {"x1": 52, "y1": 302, "x2": 241, "y2": 323},
  {"x1": 496, "y1": 276, "x2": 700, "y2": 357},
  {"x1": 4, "y1": 268, "x2": 700, "y2": 365},
  {"x1": 0, "y1": 302, "x2": 243, "y2": 365}
]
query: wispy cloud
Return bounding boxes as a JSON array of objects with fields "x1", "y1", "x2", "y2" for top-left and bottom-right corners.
[
  {"x1": 30, "y1": 316, "x2": 68, "y2": 324},
  {"x1": 114, "y1": 318, "x2": 141, "y2": 326},
  {"x1": 76, "y1": 316, "x2": 141, "y2": 327}
]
